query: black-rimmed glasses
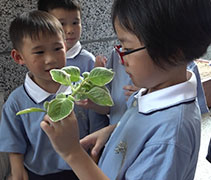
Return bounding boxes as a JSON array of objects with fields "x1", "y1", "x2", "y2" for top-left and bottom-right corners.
[{"x1": 114, "y1": 45, "x2": 146, "y2": 65}]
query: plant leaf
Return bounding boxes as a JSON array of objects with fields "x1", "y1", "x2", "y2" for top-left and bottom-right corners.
[
  {"x1": 16, "y1": 108, "x2": 46, "y2": 115},
  {"x1": 88, "y1": 67, "x2": 114, "y2": 86},
  {"x1": 44, "y1": 101, "x2": 49, "y2": 110},
  {"x1": 67, "y1": 95, "x2": 75, "y2": 101},
  {"x1": 56, "y1": 93, "x2": 66, "y2": 99},
  {"x1": 62, "y1": 66, "x2": 81, "y2": 82},
  {"x1": 86, "y1": 86, "x2": 114, "y2": 106},
  {"x1": 50, "y1": 69, "x2": 71, "y2": 86},
  {"x1": 47, "y1": 98, "x2": 74, "y2": 122},
  {"x1": 81, "y1": 81, "x2": 94, "y2": 91},
  {"x1": 74, "y1": 93, "x2": 88, "y2": 101},
  {"x1": 82, "y1": 72, "x2": 89, "y2": 79}
]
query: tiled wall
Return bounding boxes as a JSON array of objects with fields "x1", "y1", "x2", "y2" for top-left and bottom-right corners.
[
  {"x1": 0, "y1": 0, "x2": 211, "y2": 104},
  {"x1": 0, "y1": 0, "x2": 118, "y2": 103}
]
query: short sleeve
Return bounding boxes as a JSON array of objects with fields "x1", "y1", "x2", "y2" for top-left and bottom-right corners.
[{"x1": 0, "y1": 101, "x2": 27, "y2": 154}]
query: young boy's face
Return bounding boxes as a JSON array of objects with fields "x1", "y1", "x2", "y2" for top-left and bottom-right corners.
[
  {"x1": 15, "y1": 33, "x2": 66, "y2": 88},
  {"x1": 49, "y1": 8, "x2": 82, "y2": 51}
]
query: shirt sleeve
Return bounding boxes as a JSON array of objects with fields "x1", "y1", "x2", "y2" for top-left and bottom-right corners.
[{"x1": 0, "y1": 100, "x2": 27, "y2": 154}]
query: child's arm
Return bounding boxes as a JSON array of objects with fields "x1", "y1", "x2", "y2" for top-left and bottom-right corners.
[
  {"x1": 9, "y1": 153, "x2": 28, "y2": 180},
  {"x1": 41, "y1": 114, "x2": 112, "y2": 180},
  {"x1": 80, "y1": 124, "x2": 116, "y2": 162},
  {"x1": 75, "y1": 99, "x2": 110, "y2": 114}
]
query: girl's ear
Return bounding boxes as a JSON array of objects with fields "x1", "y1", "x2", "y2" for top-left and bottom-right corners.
[{"x1": 11, "y1": 49, "x2": 25, "y2": 65}]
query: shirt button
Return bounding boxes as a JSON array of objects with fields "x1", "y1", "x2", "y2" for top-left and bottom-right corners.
[{"x1": 133, "y1": 100, "x2": 137, "y2": 107}]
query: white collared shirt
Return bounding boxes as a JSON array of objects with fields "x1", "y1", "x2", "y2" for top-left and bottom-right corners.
[
  {"x1": 66, "y1": 41, "x2": 82, "y2": 59},
  {"x1": 24, "y1": 72, "x2": 72, "y2": 104},
  {"x1": 135, "y1": 71, "x2": 197, "y2": 113}
]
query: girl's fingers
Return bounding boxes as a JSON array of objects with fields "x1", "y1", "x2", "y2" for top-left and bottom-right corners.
[
  {"x1": 123, "y1": 85, "x2": 138, "y2": 91},
  {"x1": 95, "y1": 55, "x2": 107, "y2": 67},
  {"x1": 91, "y1": 141, "x2": 103, "y2": 156},
  {"x1": 40, "y1": 120, "x2": 54, "y2": 136}
]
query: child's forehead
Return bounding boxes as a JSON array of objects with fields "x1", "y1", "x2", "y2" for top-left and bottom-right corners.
[
  {"x1": 23, "y1": 31, "x2": 64, "y2": 44},
  {"x1": 49, "y1": 8, "x2": 81, "y2": 17}
]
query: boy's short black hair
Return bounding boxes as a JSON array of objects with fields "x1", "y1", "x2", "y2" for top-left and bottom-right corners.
[
  {"x1": 37, "y1": 0, "x2": 81, "y2": 14},
  {"x1": 9, "y1": 10, "x2": 65, "y2": 51},
  {"x1": 112, "y1": 0, "x2": 211, "y2": 67}
]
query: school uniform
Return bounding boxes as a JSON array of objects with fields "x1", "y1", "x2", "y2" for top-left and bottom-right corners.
[
  {"x1": 66, "y1": 41, "x2": 95, "y2": 74},
  {"x1": 98, "y1": 71, "x2": 201, "y2": 180},
  {"x1": 0, "y1": 72, "x2": 108, "y2": 179},
  {"x1": 187, "y1": 61, "x2": 209, "y2": 114}
]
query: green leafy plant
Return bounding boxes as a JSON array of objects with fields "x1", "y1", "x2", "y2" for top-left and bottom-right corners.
[{"x1": 16, "y1": 66, "x2": 114, "y2": 122}]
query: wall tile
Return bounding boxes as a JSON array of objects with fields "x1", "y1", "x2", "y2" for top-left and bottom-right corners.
[{"x1": 0, "y1": 54, "x2": 27, "y2": 101}]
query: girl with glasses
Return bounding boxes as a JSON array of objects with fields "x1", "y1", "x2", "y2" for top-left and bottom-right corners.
[{"x1": 41, "y1": 0, "x2": 211, "y2": 179}]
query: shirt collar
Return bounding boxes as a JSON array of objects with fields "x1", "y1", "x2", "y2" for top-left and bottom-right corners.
[
  {"x1": 134, "y1": 71, "x2": 197, "y2": 114},
  {"x1": 24, "y1": 72, "x2": 72, "y2": 104},
  {"x1": 66, "y1": 41, "x2": 82, "y2": 59}
]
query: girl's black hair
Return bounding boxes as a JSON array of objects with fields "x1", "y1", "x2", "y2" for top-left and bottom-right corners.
[
  {"x1": 9, "y1": 10, "x2": 65, "y2": 51},
  {"x1": 112, "y1": 0, "x2": 211, "y2": 67}
]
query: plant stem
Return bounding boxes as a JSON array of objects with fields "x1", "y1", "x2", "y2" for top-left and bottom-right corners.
[{"x1": 71, "y1": 79, "x2": 87, "y2": 97}]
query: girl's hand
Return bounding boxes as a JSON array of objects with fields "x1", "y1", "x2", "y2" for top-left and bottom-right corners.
[
  {"x1": 75, "y1": 99, "x2": 110, "y2": 114},
  {"x1": 80, "y1": 124, "x2": 116, "y2": 158},
  {"x1": 40, "y1": 113, "x2": 80, "y2": 159},
  {"x1": 123, "y1": 85, "x2": 140, "y2": 100},
  {"x1": 94, "y1": 55, "x2": 107, "y2": 67}
]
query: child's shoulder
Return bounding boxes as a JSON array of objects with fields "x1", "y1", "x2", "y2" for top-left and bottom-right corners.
[
  {"x1": 79, "y1": 49, "x2": 95, "y2": 61},
  {"x1": 5, "y1": 85, "x2": 27, "y2": 105}
]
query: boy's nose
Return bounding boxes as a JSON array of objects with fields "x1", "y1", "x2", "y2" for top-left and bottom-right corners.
[
  {"x1": 65, "y1": 26, "x2": 74, "y2": 35},
  {"x1": 45, "y1": 55, "x2": 56, "y2": 64}
]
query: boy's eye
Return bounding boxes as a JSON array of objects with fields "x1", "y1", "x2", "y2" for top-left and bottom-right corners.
[
  {"x1": 59, "y1": 21, "x2": 65, "y2": 26},
  {"x1": 73, "y1": 21, "x2": 79, "y2": 25},
  {"x1": 55, "y1": 47, "x2": 63, "y2": 51},
  {"x1": 33, "y1": 51, "x2": 44, "y2": 55}
]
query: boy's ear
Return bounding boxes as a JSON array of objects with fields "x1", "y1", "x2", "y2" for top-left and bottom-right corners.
[{"x1": 11, "y1": 49, "x2": 25, "y2": 65}]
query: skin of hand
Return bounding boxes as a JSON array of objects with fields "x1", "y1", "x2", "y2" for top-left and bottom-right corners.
[
  {"x1": 80, "y1": 124, "x2": 116, "y2": 158},
  {"x1": 9, "y1": 153, "x2": 28, "y2": 180},
  {"x1": 40, "y1": 113, "x2": 81, "y2": 160},
  {"x1": 75, "y1": 99, "x2": 110, "y2": 114},
  {"x1": 123, "y1": 85, "x2": 140, "y2": 100},
  {"x1": 41, "y1": 113, "x2": 110, "y2": 180},
  {"x1": 94, "y1": 55, "x2": 107, "y2": 67}
]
